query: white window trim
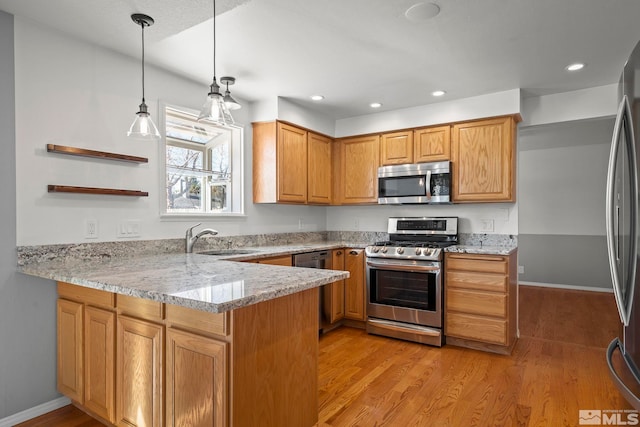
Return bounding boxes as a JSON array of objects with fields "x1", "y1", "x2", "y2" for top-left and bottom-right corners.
[{"x1": 158, "y1": 101, "x2": 245, "y2": 217}]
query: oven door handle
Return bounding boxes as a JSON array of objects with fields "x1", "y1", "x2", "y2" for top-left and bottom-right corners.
[{"x1": 366, "y1": 260, "x2": 440, "y2": 272}]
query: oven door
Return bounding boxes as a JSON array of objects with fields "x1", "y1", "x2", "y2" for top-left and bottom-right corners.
[{"x1": 366, "y1": 258, "x2": 442, "y2": 327}]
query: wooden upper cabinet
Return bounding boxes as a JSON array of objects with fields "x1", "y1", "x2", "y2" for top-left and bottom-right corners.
[
  {"x1": 414, "y1": 125, "x2": 451, "y2": 163},
  {"x1": 336, "y1": 135, "x2": 380, "y2": 204},
  {"x1": 253, "y1": 121, "x2": 333, "y2": 205},
  {"x1": 277, "y1": 122, "x2": 308, "y2": 203},
  {"x1": 307, "y1": 132, "x2": 332, "y2": 204},
  {"x1": 380, "y1": 130, "x2": 413, "y2": 165},
  {"x1": 451, "y1": 116, "x2": 517, "y2": 202}
]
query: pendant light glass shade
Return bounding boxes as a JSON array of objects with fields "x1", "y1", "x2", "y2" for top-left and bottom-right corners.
[
  {"x1": 198, "y1": 77, "x2": 234, "y2": 124},
  {"x1": 128, "y1": 101, "x2": 160, "y2": 139},
  {"x1": 128, "y1": 13, "x2": 159, "y2": 140},
  {"x1": 222, "y1": 76, "x2": 242, "y2": 111},
  {"x1": 198, "y1": 0, "x2": 238, "y2": 124}
]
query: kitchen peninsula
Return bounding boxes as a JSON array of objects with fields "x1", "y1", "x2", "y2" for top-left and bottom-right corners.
[{"x1": 20, "y1": 250, "x2": 349, "y2": 427}]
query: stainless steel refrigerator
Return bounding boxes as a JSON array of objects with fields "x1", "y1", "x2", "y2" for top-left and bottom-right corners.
[{"x1": 606, "y1": 38, "x2": 640, "y2": 410}]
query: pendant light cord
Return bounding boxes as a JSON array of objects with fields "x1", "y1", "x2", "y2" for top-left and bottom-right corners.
[
  {"x1": 141, "y1": 21, "x2": 146, "y2": 103},
  {"x1": 213, "y1": 0, "x2": 216, "y2": 80}
]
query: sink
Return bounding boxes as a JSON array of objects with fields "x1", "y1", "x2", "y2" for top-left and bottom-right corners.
[{"x1": 197, "y1": 249, "x2": 258, "y2": 256}]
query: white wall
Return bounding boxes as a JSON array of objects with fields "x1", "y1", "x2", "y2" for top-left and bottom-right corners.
[
  {"x1": 519, "y1": 120, "x2": 612, "y2": 236},
  {"x1": 14, "y1": 17, "x2": 326, "y2": 246},
  {"x1": 335, "y1": 89, "x2": 521, "y2": 137},
  {"x1": 517, "y1": 118, "x2": 615, "y2": 289}
]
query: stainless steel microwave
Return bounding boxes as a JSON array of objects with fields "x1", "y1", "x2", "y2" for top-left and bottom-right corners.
[{"x1": 378, "y1": 161, "x2": 451, "y2": 204}]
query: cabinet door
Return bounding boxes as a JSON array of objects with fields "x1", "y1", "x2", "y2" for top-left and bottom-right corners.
[
  {"x1": 116, "y1": 316, "x2": 163, "y2": 427},
  {"x1": 57, "y1": 298, "x2": 83, "y2": 402},
  {"x1": 324, "y1": 249, "x2": 345, "y2": 323},
  {"x1": 307, "y1": 132, "x2": 333, "y2": 204},
  {"x1": 84, "y1": 306, "x2": 116, "y2": 423},
  {"x1": 277, "y1": 122, "x2": 308, "y2": 203},
  {"x1": 338, "y1": 135, "x2": 380, "y2": 204},
  {"x1": 451, "y1": 116, "x2": 516, "y2": 202},
  {"x1": 414, "y1": 125, "x2": 451, "y2": 162},
  {"x1": 166, "y1": 328, "x2": 227, "y2": 427},
  {"x1": 344, "y1": 249, "x2": 365, "y2": 320},
  {"x1": 380, "y1": 130, "x2": 413, "y2": 165}
]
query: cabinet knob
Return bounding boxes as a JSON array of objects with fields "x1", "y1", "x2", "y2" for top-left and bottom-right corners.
[
  {"x1": 336, "y1": 251, "x2": 343, "y2": 255},
  {"x1": 349, "y1": 250, "x2": 358, "y2": 256}
]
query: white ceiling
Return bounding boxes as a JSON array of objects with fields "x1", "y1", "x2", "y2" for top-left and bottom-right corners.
[{"x1": 2, "y1": 0, "x2": 640, "y2": 119}]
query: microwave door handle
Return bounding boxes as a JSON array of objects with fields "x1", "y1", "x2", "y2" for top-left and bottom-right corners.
[{"x1": 425, "y1": 170, "x2": 432, "y2": 200}]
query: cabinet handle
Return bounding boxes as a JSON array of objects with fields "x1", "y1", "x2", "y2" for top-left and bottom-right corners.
[{"x1": 349, "y1": 250, "x2": 359, "y2": 256}]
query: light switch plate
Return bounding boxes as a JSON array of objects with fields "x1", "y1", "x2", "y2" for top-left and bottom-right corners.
[
  {"x1": 117, "y1": 220, "x2": 141, "y2": 238},
  {"x1": 479, "y1": 219, "x2": 494, "y2": 232}
]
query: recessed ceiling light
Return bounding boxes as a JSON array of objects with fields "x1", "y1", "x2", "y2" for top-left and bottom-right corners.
[
  {"x1": 405, "y1": 2, "x2": 441, "y2": 22},
  {"x1": 370, "y1": 102, "x2": 382, "y2": 108},
  {"x1": 566, "y1": 63, "x2": 585, "y2": 72},
  {"x1": 432, "y1": 90, "x2": 446, "y2": 97},
  {"x1": 310, "y1": 95, "x2": 324, "y2": 101}
]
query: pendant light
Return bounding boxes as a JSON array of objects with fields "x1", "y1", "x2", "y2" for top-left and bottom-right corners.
[
  {"x1": 198, "y1": 0, "x2": 236, "y2": 124},
  {"x1": 128, "y1": 13, "x2": 160, "y2": 140},
  {"x1": 221, "y1": 76, "x2": 242, "y2": 111}
]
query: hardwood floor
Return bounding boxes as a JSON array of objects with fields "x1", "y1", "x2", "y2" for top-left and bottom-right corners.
[
  {"x1": 15, "y1": 286, "x2": 633, "y2": 427},
  {"x1": 317, "y1": 285, "x2": 631, "y2": 426}
]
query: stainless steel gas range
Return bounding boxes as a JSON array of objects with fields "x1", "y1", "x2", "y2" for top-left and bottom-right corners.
[{"x1": 365, "y1": 217, "x2": 458, "y2": 346}]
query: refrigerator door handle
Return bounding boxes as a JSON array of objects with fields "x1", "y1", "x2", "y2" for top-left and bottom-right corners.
[
  {"x1": 607, "y1": 338, "x2": 640, "y2": 410},
  {"x1": 606, "y1": 95, "x2": 638, "y2": 326}
]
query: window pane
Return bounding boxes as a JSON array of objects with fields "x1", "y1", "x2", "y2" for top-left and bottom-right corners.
[{"x1": 163, "y1": 104, "x2": 243, "y2": 215}]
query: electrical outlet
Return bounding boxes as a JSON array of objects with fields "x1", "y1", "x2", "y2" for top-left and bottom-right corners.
[
  {"x1": 298, "y1": 218, "x2": 304, "y2": 230},
  {"x1": 117, "y1": 220, "x2": 141, "y2": 238},
  {"x1": 354, "y1": 218, "x2": 360, "y2": 230},
  {"x1": 518, "y1": 265, "x2": 524, "y2": 274},
  {"x1": 85, "y1": 219, "x2": 98, "y2": 239},
  {"x1": 479, "y1": 219, "x2": 494, "y2": 232}
]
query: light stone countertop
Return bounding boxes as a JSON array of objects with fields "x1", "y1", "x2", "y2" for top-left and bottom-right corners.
[
  {"x1": 445, "y1": 245, "x2": 517, "y2": 256},
  {"x1": 19, "y1": 243, "x2": 353, "y2": 313}
]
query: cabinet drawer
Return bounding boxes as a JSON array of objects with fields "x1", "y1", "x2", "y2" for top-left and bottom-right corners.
[
  {"x1": 446, "y1": 271, "x2": 507, "y2": 292},
  {"x1": 446, "y1": 255, "x2": 508, "y2": 274},
  {"x1": 165, "y1": 304, "x2": 228, "y2": 337},
  {"x1": 446, "y1": 288, "x2": 507, "y2": 318},
  {"x1": 58, "y1": 282, "x2": 115, "y2": 308},
  {"x1": 117, "y1": 294, "x2": 164, "y2": 322},
  {"x1": 446, "y1": 312, "x2": 507, "y2": 345}
]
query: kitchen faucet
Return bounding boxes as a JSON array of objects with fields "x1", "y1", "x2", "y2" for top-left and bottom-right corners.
[{"x1": 185, "y1": 223, "x2": 219, "y2": 253}]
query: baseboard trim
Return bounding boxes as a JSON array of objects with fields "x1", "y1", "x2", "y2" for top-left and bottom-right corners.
[
  {"x1": 0, "y1": 396, "x2": 71, "y2": 427},
  {"x1": 519, "y1": 280, "x2": 613, "y2": 293}
]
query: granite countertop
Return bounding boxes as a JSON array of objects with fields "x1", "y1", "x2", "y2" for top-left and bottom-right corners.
[
  {"x1": 445, "y1": 245, "x2": 517, "y2": 255},
  {"x1": 19, "y1": 243, "x2": 352, "y2": 313}
]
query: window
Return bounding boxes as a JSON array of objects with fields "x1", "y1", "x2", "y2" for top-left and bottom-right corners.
[{"x1": 161, "y1": 104, "x2": 244, "y2": 215}]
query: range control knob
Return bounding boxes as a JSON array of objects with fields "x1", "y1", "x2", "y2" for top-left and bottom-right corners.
[
  {"x1": 396, "y1": 247, "x2": 404, "y2": 255},
  {"x1": 372, "y1": 247, "x2": 380, "y2": 253},
  {"x1": 380, "y1": 247, "x2": 388, "y2": 253},
  {"x1": 415, "y1": 248, "x2": 422, "y2": 256}
]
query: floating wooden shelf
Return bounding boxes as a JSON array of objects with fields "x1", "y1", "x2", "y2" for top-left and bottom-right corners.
[
  {"x1": 46, "y1": 144, "x2": 148, "y2": 164},
  {"x1": 47, "y1": 185, "x2": 149, "y2": 197}
]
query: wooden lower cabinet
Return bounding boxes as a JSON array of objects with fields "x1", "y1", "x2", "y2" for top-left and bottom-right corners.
[
  {"x1": 444, "y1": 251, "x2": 518, "y2": 354},
  {"x1": 84, "y1": 306, "x2": 116, "y2": 423},
  {"x1": 57, "y1": 281, "x2": 320, "y2": 427},
  {"x1": 57, "y1": 298, "x2": 83, "y2": 402},
  {"x1": 323, "y1": 249, "x2": 346, "y2": 324},
  {"x1": 256, "y1": 255, "x2": 293, "y2": 266},
  {"x1": 166, "y1": 328, "x2": 227, "y2": 427},
  {"x1": 344, "y1": 249, "x2": 366, "y2": 321},
  {"x1": 116, "y1": 315, "x2": 163, "y2": 427}
]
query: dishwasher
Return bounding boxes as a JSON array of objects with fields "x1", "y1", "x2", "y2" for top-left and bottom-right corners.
[{"x1": 293, "y1": 250, "x2": 332, "y2": 331}]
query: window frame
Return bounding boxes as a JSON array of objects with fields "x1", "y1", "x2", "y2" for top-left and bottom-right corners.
[{"x1": 158, "y1": 102, "x2": 245, "y2": 218}]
